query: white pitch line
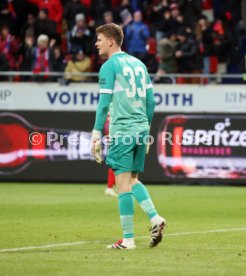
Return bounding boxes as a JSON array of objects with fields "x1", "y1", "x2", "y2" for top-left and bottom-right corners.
[
  {"x1": 138, "y1": 227, "x2": 246, "y2": 239},
  {"x1": 0, "y1": 228, "x2": 245, "y2": 253},
  {"x1": 0, "y1": 241, "x2": 89, "y2": 253}
]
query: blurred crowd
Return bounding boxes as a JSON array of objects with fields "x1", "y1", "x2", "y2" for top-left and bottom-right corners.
[{"x1": 0, "y1": 0, "x2": 245, "y2": 83}]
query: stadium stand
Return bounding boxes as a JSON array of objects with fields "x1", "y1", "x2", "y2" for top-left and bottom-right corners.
[{"x1": 0, "y1": 0, "x2": 245, "y2": 83}]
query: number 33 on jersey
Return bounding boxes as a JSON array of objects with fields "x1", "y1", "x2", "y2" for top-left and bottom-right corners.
[{"x1": 98, "y1": 52, "x2": 153, "y2": 136}]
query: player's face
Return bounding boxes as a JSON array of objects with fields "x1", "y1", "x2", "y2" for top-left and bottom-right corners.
[{"x1": 95, "y1": 33, "x2": 110, "y2": 57}]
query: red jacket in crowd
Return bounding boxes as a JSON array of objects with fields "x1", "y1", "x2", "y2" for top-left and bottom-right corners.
[{"x1": 26, "y1": 0, "x2": 63, "y2": 26}]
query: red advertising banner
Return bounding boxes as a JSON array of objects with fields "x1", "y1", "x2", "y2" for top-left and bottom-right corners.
[
  {"x1": 0, "y1": 111, "x2": 245, "y2": 183},
  {"x1": 158, "y1": 115, "x2": 246, "y2": 179},
  {"x1": 0, "y1": 112, "x2": 95, "y2": 175}
]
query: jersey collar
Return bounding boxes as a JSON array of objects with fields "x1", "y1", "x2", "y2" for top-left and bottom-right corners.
[{"x1": 111, "y1": 51, "x2": 124, "y2": 57}]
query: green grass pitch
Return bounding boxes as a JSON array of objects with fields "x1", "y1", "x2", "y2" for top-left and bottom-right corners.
[{"x1": 0, "y1": 183, "x2": 245, "y2": 276}]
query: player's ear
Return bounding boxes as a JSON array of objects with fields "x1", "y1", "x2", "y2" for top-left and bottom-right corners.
[{"x1": 108, "y1": 37, "x2": 114, "y2": 47}]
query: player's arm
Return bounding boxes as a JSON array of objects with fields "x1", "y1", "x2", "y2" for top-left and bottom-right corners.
[
  {"x1": 93, "y1": 94, "x2": 112, "y2": 132},
  {"x1": 145, "y1": 73, "x2": 155, "y2": 154},
  {"x1": 146, "y1": 75, "x2": 155, "y2": 126},
  {"x1": 92, "y1": 63, "x2": 114, "y2": 163}
]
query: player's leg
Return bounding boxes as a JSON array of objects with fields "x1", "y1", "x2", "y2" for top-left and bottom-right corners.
[
  {"x1": 105, "y1": 168, "x2": 117, "y2": 197},
  {"x1": 131, "y1": 174, "x2": 158, "y2": 220},
  {"x1": 107, "y1": 168, "x2": 115, "y2": 188},
  {"x1": 106, "y1": 172, "x2": 135, "y2": 249},
  {"x1": 105, "y1": 136, "x2": 136, "y2": 249},
  {"x1": 131, "y1": 130, "x2": 166, "y2": 247},
  {"x1": 131, "y1": 174, "x2": 166, "y2": 247}
]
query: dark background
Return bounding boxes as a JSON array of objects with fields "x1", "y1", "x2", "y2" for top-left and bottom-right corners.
[{"x1": 0, "y1": 111, "x2": 245, "y2": 184}]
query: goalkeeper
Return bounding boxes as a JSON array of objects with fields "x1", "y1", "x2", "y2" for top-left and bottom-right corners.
[{"x1": 91, "y1": 23, "x2": 166, "y2": 249}]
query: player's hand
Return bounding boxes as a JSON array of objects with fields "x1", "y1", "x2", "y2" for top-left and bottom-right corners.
[
  {"x1": 91, "y1": 130, "x2": 102, "y2": 164},
  {"x1": 146, "y1": 140, "x2": 150, "y2": 154},
  {"x1": 146, "y1": 131, "x2": 151, "y2": 155}
]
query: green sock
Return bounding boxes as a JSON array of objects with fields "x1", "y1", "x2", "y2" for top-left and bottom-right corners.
[
  {"x1": 118, "y1": 192, "x2": 134, "y2": 238},
  {"x1": 132, "y1": 182, "x2": 158, "y2": 219}
]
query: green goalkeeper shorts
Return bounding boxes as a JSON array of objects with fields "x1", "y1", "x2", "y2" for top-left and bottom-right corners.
[{"x1": 106, "y1": 129, "x2": 149, "y2": 176}]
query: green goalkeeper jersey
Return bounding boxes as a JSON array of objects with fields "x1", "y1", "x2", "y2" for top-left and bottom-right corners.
[{"x1": 99, "y1": 51, "x2": 153, "y2": 136}]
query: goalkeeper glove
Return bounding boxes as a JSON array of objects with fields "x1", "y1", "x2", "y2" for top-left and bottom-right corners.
[
  {"x1": 146, "y1": 127, "x2": 151, "y2": 155},
  {"x1": 91, "y1": 130, "x2": 102, "y2": 164},
  {"x1": 146, "y1": 140, "x2": 150, "y2": 154}
]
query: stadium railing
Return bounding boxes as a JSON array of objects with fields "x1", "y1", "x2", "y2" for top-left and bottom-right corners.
[{"x1": 0, "y1": 71, "x2": 245, "y2": 84}]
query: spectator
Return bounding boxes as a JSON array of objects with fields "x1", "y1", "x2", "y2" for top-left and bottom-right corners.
[
  {"x1": 80, "y1": 0, "x2": 91, "y2": 9},
  {"x1": 150, "y1": 0, "x2": 170, "y2": 38},
  {"x1": 0, "y1": 52, "x2": 9, "y2": 81},
  {"x1": 34, "y1": 8, "x2": 57, "y2": 41},
  {"x1": 20, "y1": 12, "x2": 36, "y2": 43},
  {"x1": 125, "y1": 10, "x2": 150, "y2": 62},
  {"x1": 90, "y1": 0, "x2": 111, "y2": 27},
  {"x1": 18, "y1": 31, "x2": 35, "y2": 81},
  {"x1": 63, "y1": 0, "x2": 88, "y2": 31},
  {"x1": 0, "y1": 0, "x2": 243, "y2": 82},
  {"x1": 202, "y1": 0, "x2": 213, "y2": 10},
  {"x1": 178, "y1": 0, "x2": 202, "y2": 30},
  {"x1": 155, "y1": 32, "x2": 177, "y2": 83},
  {"x1": 0, "y1": 25, "x2": 19, "y2": 70},
  {"x1": 26, "y1": 0, "x2": 63, "y2": 32},
  {"x1": 175, "y1": 27, "x2": 202, "y2": 82},
  {"x1": 224, "y1": 1, "x2": 242, "y2": 26},
  {"x1": 152, "y1": 9, "x2": 173, "y2": 50},
  {"x1": 113, "y1": 0, "x2": 133, "y2": 25},
  {"x1": 130, "y1": 0, "x2": 146, "y2": 12},
  {"x1": 195, "y1": 14, "x2": 214, "y2": 74},
  {"x1": 13, "y1": 0, "x2": 35, "y2": 36},
  {"x1": 65, "y1": 49, "x2": 91, "y2": 82},
  {"x1": 212, "y1": 0, "x2": 242, "y2": 29},
  {"x1": 212, "y1": 17, "x2": 233, "y2": 75},
  {"x1": 70, "y1": 13, "x2": 93, "y2": 55},
  {"x1": 51, "y1": 45, "x2": 66, "y2": 81},
  {"x1": 169, "y1": 3, "x2": 185, "y2": 34},
  {"x1": 31, "y1": 34, "x2": 55, "y2": 81},
  {"x1": 103, "y1": 11, "x2": 114, "y2": 24},
  {"x1": 202, "y1": 0, "x2": 213, "y2": 22},
  {"x1": 152, "y1": 0, "x2": 169, "y2": 14},
  {"x1": 220, "y1": 1, "x2": 242, "y2": 65},
  {"x1": 0, "y1": 0, "x2": 15, "y2": 31}
]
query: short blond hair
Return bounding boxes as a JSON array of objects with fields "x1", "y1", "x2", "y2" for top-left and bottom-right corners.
[
  {"x1": 96, "y1": 23, "x2": 124, "y2": 46},
  {"x1": 37, "y1": 34, "x2": 49, "y2": 45}
]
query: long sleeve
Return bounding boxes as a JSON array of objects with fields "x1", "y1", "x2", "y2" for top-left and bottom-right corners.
[
  {"x1": 93, "y1": 93, "x2": 112, "y2": 131},
  {"x1": 146, "y1": 87, "x2": 155, "y2": 126},
  {"x1": 145, "y1": 69, "x2": 156, "y2": 125},
  {"x1": 93, "y1": 61, "x2": 115, "y2": 131}
]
